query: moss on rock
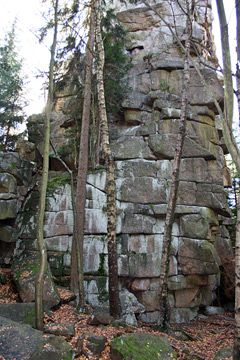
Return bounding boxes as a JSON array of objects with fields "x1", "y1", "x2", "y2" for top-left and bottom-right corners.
[{"x1": 111, "y1": 333, "x2": 177, "y2": 359}]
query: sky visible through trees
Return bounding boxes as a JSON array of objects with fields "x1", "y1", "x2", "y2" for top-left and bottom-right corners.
[{"x1": 0, "y1": 0, "x2": 237, "y2": 119}]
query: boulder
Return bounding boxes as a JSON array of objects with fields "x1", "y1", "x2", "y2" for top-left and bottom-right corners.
[
  {"x1": 111, "y1": 333, "x2": 177, "y2": 359},
  {"x1": 0, "y1": 316, "x2": 74, "y2": 360},
  {"x1": 170, "y1": 307, "x2": 198, "y2": 323},
  {"x1": 119, "y1": 289, "x2": 145, "y2": 325},
  {"x1": 0, "y1": 303, "x2": 37, "y2": 326},
  {"x1": 11, "y1": 252, "x2": 60, "y2": 309},
  {"x1": 204, "y1": 306, "x2": 225, "y2": 316},
  {"x1": 87, "y1": 307, "x2": 113, "y2": 325},
  {"x1": 86, "y1": 334, "x2": 107, "y2": 356},
  {"x1": 44, "y1": 323, "x2": 75, "y2": 339},
  {"x1": 213, "y1": 347, "x2": 233, "y2": 360}
]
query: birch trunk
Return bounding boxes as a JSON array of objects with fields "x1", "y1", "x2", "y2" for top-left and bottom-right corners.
[
  {"x1": 35, "y1": 0, "x2": 58, "y2": 331},
  {"x1": 73, "y1": 0, "x2": 95, "y2": 311},
  {"x1": 94, "y1": 0, "x2": 121, "y2": 319}
]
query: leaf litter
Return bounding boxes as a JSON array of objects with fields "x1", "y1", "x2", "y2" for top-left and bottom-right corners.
[{"x1": 0, "y1": 268, "x2": 234, "y2": 359}]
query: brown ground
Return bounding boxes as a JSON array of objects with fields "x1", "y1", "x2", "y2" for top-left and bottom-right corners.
[{"x1": 0, "y1": 269, "x2": 234, "y2": 359}]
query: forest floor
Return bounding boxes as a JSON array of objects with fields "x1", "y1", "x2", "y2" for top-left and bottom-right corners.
[{"x1": 0, "y1": 268, "x2": 234, "y2": 360}]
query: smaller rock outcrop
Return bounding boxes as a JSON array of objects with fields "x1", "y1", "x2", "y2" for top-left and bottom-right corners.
[{"x1": 11, "y1": 251, "x2": 60, "y2": 309}]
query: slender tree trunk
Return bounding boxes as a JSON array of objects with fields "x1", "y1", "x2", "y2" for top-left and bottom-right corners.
[
  {"x1": 235, "y1": 195, "x2": 240, "y2": 358},
  {"x1": 158, "y1": 1, "x2": 193, "y2": 327},
  {"x1": 234, "y1": 2, "x2": 240, "y2": 356},
  {"x1": 3, "y1": 124, "x2": 10, "y2": 152},
  {"x1": 216, "y1": 0, "x2": 234, "y2": 128},
  {"x1": 35, "y1": 0, "x2": 58, "y2": 331},
  {"x1": 95, "y1": 0, "x2": 121, "y2": 319},
  {"x1": 72, "y1": 1, "x2": 95, "y2": 311},
  {"x1": 236, "y1": 0, "x2": 240, "y2": 127}
]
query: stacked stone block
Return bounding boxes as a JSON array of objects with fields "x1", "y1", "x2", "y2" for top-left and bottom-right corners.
[{"x1": 8, "y1": 0, "x2": 233, "y2": 323}]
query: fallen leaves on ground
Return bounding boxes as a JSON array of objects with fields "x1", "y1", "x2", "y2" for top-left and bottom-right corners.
[
  {"x1": 46, "y1": 300, "x2": 234, "y2": 360},
  {"x1": 0, "y1": 269, "x2": 234, "y2": 359}
]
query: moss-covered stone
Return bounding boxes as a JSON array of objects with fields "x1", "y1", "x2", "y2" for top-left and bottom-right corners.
[
  {"x1": 11, "y1": 252, "x2": 60, "y2": 308},
  {"x1": 0, "y1": 224, "x2": 18, "y2": 243},
  {"x1": 111, "y1": 333, "x2": 177, "y2": 359},
  {"x1": 213, "y1": 347, "x2": 233, "y2": 360},
  {"x1": 0, "y1": 199, "x2": 17, "y2": 220}
]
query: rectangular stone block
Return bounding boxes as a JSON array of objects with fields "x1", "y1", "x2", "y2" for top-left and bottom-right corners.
[
  {"x1": 128, "y1": 252, "x2": 161, "y2": 277},
  {"x1": 45, "y1": 235, "x2": 70, "y2": 252},
  {"x1": 122, "y1": 214, "x2": 156, "y2": 234}
]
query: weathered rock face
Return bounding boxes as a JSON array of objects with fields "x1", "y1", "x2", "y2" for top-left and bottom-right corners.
[
  {"x1": 0, "y1": 152, "x2": 35, "y2": 265},
  {"x1": 0, "y1": 0, "x2": 233, "y2": 323}
]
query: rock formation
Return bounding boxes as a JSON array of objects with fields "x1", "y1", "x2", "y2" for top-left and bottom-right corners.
[{"x1": 0, "y1": 0, "x2": 234, "y2": 323}]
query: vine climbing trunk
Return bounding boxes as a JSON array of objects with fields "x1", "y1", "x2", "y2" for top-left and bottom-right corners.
[
  {"x1": 157, "y1": 0, "x2": 193, "y2": 327},
  {"x1": 71, "y1": 0, "x2": 95, "y2": 311},
  {"x1": 94, "y1": 0, "x2": 121, "y2": 319},
  {"x1": 35, "y1": 0, "x2": 58, "y2": 331}
]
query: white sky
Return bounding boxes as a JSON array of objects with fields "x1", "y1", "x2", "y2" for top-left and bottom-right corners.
[
  {"x1": 1, "y1": 0, "x2": 50, "y2": 116},
  {"x1": 0, "y1": 0, "x2": 238, "y2": 118}
]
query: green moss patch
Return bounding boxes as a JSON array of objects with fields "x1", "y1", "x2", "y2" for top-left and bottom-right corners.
[{"x1": 111, "y1": 333, "x2": 177, "y2": 359}]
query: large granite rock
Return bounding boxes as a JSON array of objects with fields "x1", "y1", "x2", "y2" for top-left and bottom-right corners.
[{"x1": 4, "y1": 0, "x2": 233, "y2": 324}]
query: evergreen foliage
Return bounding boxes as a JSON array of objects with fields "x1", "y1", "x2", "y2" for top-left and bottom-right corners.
[
  {"x1": 0, "y1": 23, "x2": 25, "y2": 151},
  {"x1": 57, "y1": 8, "x2": 132, "y2": 166},
  {"x1": 102, "y1": 9, "x2": 132, "y2": 115}
]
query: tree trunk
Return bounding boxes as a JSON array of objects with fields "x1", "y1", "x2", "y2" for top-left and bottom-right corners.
[
  {"x1": 95, "y1": 0, "x2": 121, "y2": 319},
  {"x1": 236, "y1": 0, "x2": 240, "y2": 127},
  {"x1": 158, "y1": 0, "x2": 193, "y2": 327},
  {"x1": 235, "y1": 195, "x2": 240, "y2": 358},
  {"x1": 72, "y1": 0, "x2": 95, "y2": 311},
  {"x1": 3, "y1": 124, "x2": 10, "y2": 152},
  {"x1": 35, "y1": 0, "x2": 58, "y2": 331},
  {"x1": 216, "y1": 0, "x2": 234, "y2": 129}
]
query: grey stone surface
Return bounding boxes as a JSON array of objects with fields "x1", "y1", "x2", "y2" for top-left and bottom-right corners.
[
  {"x1": 0, "y1": 303, "x2": 37, "y2": 325},
  {"x1": 170, "y1": 307, "x2": 198, "y2": 323},
  {"x1": 111, "y1": 136, "x2": 152, "y2": 160},
  {"x1": 204, "y1": 306, "x2": 225, "y2": 316},
  {"x1": 0, "y1": 199, "x2": 17, "y2": 220},
  {"x1": 0, "y1": 315, "x2": 74, "y2": 360},
  {"x1": 0, "y1": 224, "x2": 18, "y2": 242},
  {"x1": 0, "y1": 0, "x2": 232, "y2": 325},
  {"x1": 11, "y1": 252, "x2": 60, "y2": 309},
  {"x1": 0, "y1": 173, "x2": 17, "y2": 194},
  {"x1": 111, "y1": 333, "x2": 177, "y2": 359},
  {"x1": 86, "y1": 334, "x2": 107, "y2": 356}
]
